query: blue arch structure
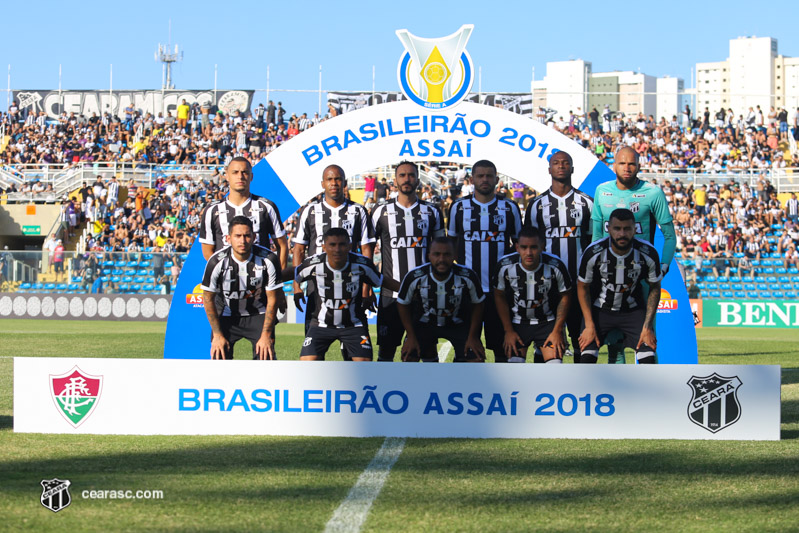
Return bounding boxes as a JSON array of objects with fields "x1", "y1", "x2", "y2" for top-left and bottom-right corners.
[{"x1": 164, "y1": 101, "x2": 697, "y2": 363}]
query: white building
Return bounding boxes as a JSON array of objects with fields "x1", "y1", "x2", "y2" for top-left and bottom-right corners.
[
  {"x1": 531, "y1": 59, "x2": 591, "y2": 119},
  {"x1": 590, "y1": 71, "x2": 657, "y2": 118},
  {"x1": 694, "y1": 36, "x2": 796, "y2": 117},
  {"x1": 656, "y1": 76, "x2": 686, "y2": 122}
]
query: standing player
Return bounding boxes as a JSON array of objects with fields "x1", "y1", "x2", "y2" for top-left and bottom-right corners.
[
  {"x1": 525, "y1": 150, "x2": 593, "y2": 362},
  {"x1": 200, "y1": 156, "x2": 288, "y2": 269},
  {"x1": 448, "y1": 160, "x2": 522, "y2": 362},
  {"x1": 577, "y1": 209, "x2": 662, "y2": 364},
  {"x1": 295, "y1": 228, "x2": 382, "y2": 361},
  {"x1": 591, "y1": 146, "x2": 676, "y2": 364},
  {"x1": 201, "y1": 216, "x2": 283, "y2": 360},
  {"x1": 494, "y1": 227, "x2": 572, "y2": 363},
  {"x1": 292, "y1": 164, "x2": 376, "y2": 309},
  {"x1": 372, "y1": 161, "x2": 445, "y2": 362},
  {"x1": 397, "y1": 237, "x2": 485, "y2": 363}
]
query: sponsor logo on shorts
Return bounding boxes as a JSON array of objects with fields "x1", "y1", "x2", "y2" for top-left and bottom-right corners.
[
  {"x1": 360, "y1": 336, "x2": 372, "y2": 349},
  {"x1": 687, "y1": 373, "x2": 742, "y2": 433},
  {"x1": 303, "y1": 337, "x2": 312, "y2": 347}
]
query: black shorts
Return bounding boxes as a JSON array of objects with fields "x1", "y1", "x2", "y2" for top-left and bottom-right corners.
[
  {"x1": 215, "y1": 314, "x2": 267, "y2": 360},
  {"x1": 377, "y1": 295, "x2": 405, "y2": 348},
  {"x1": 581, "y1": 307, "x2": 653, "y2": 353},
  {"x1": 513, "y1": 320, "x2": 557, "y2": 349},
  {"x1": 153, "y1": 265, "x2": 164, "y2": 278},
  {"x1": 482, "y1": 292, "x2": 503, "y2": 352},
  {"x1": 54, "y1": 262, "x2": 64, "y2": 272},
  {"x1": 300, "y1": 325, "x2": 373, "y2": 360},
  {"x1": 413, "y1": 322, "x2": 479, "y2": 362}
]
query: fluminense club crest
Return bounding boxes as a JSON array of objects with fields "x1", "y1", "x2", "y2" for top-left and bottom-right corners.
[
  {"x1": 396, "y1": 25, "x2": 474, "y2": 109},
  {"x1": 687, "y1": 373, "x2": 742, "y2": 433},
  {"x1": 40, "y1": 478, "x2": 72, "y2": 513},
  {"x1": 50, "y1": 366, "x2": 103, "y2": 428}
]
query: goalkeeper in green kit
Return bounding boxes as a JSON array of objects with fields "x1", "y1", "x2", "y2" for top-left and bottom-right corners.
[{"x1": 589, "y1": 146, "x2": 676, "y2": 364}]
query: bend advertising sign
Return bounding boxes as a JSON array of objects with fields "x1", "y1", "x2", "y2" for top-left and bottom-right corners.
[
  {"x1": 164, "y1": 26, "x2": 697, "y2": 363},
  {"x1": 703, "y1": 300, "x2": 799, "y2": 328},
  {"x1": 15, "y1": 358, "x2": 780, "y2": 440}
]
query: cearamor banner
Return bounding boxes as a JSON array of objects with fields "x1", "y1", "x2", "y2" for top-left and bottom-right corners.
[
  {"x1": 15, "y1": 358, "x2": 780, "y2": 440},
  {"x1": 11, "y1": 89, "x2": 253, "y2": 120},
  {"x1": 327, "y1": 92, "x2": 534, "y2": 116}
]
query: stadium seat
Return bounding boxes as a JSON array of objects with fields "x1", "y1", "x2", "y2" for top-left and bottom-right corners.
[
  {"x1": 142, "y1": 284, "x2": 155, "y2": 292},
  {"x1": 734, "y1": 291, "x2": 746, "y2": 298},
  {"x1": 705, "y1": 283, "x2": 718, "y2": 291},
  {"x1": 743, "y1": 276, "x2": 754, "y2": 282},
  {"x1": 792, "y1": 276, "x2": 799, "y2": 282},
  {"x1": 119, "y1": 284, "x2": 129, "y2": 291},
  {"x1": 789, "y1": 268, "x2": 799, "y2": 275},
  {"x1": 763, "y1": 268, "x2": 774, "y2": 274},
  {"x1": 772, "y1": 291, "x2": 784, "y2": 298},
  {"x1": 704, "y1": 275, "x2": 717, "y2": 282},
  {"x1": 722, "y1": 291, "x2": 733, "y2": 298},
  {"x1": 731, "y1": 283, "x2": 743, "y2": 291},
  {"x1": 115, "y1": 260, "x2": 126, "y2": 267},
  {"x1": 757, "y1": 283, "x2": 769, "y2": 290},
  {"x1": 776, "y1": 268, "x2": 787, "y2": 274},
  {"x1": 165, "y1": 261, "x2": 174, "y2": 268},
  {"x1": 122, "y1": 276, "x2": 133, "y2": 283},
  {"x1": 103, "y1": 268, "x2": 112, "y2": 275},
  {"x1": 44, "y1": 283, "x2": 55, "y2": 290},
  {"x1": 20, "y1": 282, "x2": 31, "y2": 290},
  {"x1": 717, "y1": 276, "x2": 728, "y2": 282},
  {"x1": 747, "y1": 291, "x2": 759, "y2": 298},
  {"x1": 734, "y1": 252, "x2": 744, "y2": 258},
  {"x1": 766, "y1": 276, "x2": 777, "y2": 283},
  {"x1": 770, "y1": 252, "x2": 781, "y2": 259},
  {"x1": 786, "y1": 292, "x2": 797, "y2": 299},
  {"x1": 709, "y1": 291, "x2": 721, "y2": 298},
  {"x1": 128, "y1": 284, "x2": 141, "y2": 293},
  {"x1": 127, "y1": 260, "x2": 139, "y2": 267},
  {"x1": 56, "y1": 283, "x2": 67, "y2": 291},
  {"x1": 140, "y1": 261, "x2": 151, "y2": 268},
  {"x1": 134, "y1": 276, "x2": 147, "y2": 283},
  {"x1": 781, "y1": 283, "x2": 793, "y2": 291},
  {"x1": 759, "y1": 291, "x2": 772, "y2": 298},
  {"x1": 103, "y1": 260, "x2": 114, "y2": 267}
]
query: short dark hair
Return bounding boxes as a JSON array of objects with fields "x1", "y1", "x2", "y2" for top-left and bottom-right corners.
[
  {"x1": 517, "y1": 226, "x2": 541, "y2": 241},
  {"x1": 609, "y1": 208, "x2": 635, "y2": 224},
  {"x1": 228, "y1": 156, "x2": 251, "y2": 169},
  {"x1": 472, "y1": 160, "x2": 497, "y2": 174},
  {"x1": 395, "y1": 160, "x2": 418, "y2": 176},
  {"x1": 430, "y1": 236, "x2": 456, "y2": 251},
  {"x1": 229, "y1": 215, "x2": 253, "y2": 233},
  {"x1": 323, "y1": 227, "x2": 350, "y2": 243}
]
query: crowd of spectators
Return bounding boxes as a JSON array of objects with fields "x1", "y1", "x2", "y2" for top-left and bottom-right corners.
[
  {"x1": 545, "y1": 104, "x2": 799, "y2": 173},
  {"x1": 3, "y1": 99, "x2": 799, "y2": 296}
]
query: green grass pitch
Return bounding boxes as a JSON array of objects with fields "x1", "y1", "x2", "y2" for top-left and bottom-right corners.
[{"x1": 1, "y1": 320, "x2": 797, "y2": 532}]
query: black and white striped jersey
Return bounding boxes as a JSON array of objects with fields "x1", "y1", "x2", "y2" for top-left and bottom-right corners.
[
  {"x1": 199, "y1": 194, "x2": 286, "y2": 252},
  {"x1": 292, "y1": 198, "x2": 376, "y2": 256},
  {"x1": 295, "y1": 252, "x2": 382, "y2": 328},
  {"x1": 201, "y1": 244, "x2": 283, "y2": 317},
  {"x1": 525, "y1": 188, "x2": 593, "y2": 280},
  {"x1": 397, "y1": 263, "x2": 485, "y2": 327},
  {"x1": 447, "y1": 195, "x2": 522, "y2": 292},
  {"x1": 493, "y1": 252, "x2": 572, "y2": 325},
  {"x1": 371, "y1": 199, "x2": 445, "y2": 298},
  {"x1": 577, "y1": 237, "x2": 662, "y2": 312}
]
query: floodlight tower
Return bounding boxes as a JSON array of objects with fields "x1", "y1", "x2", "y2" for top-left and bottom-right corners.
[{"x1": 155, "y1": 21, "x2": 182, "y2": 89}]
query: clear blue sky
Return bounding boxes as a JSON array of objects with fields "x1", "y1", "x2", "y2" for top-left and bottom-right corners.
[{"x1": 2, "y1": 0, "x2": 797, "y2": 116}]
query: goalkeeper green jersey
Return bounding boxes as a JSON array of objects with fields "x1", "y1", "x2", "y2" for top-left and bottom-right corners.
[{"x1": 591, "y1": 179, "x2": 676, "y2": 265}]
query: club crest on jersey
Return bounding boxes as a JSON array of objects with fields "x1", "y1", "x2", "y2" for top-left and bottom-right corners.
[
  {"x1": 570, "y1": 208, "x2": 581, "y2": 219},
  {"x1": 492, "y1": 214, "x2": 506, "y2": 226},
  {"x1": 687, "y1": 373, "x2": 742, "y2": 433},
  {"x1": 345, "y1": 281, "x2": 359, "y2": 294},
  {"x1": 340, "y1": 219, "x2": 354, "y2": 232},
  {"x1": 416, "y1": 218, "x2": 429, "y2": 232},
  {"x1": 629, "y1": 202, "x2": 640, "y2": 213}
]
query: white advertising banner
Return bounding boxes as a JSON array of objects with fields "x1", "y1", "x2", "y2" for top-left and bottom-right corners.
[{"x1": 14, "y1": 358, "x2": 780, "y2": 440}]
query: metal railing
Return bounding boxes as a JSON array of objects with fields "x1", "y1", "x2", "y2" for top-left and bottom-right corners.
[{"x1": 639, "y1": 168, "x2": 799, "y2": 193}]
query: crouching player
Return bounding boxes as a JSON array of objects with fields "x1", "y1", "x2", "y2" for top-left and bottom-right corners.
[
  {"x1": 493, "y1": 226, "x2": 572, "y2": 363},
  {"x1": 294, "y1": 228, "x2": 382, "y2": 361},
  {"x1": 577, "y1": 209, "x2": 662, "y2": 364},
  {"x1": 397, "y1": 237, "x2": 485, "y2": 362},
  {"x1": 202, "y1": 216, "x2": 283, "y2": 360}
]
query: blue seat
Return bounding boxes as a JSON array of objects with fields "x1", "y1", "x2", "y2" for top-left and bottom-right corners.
[
  {"x1": 141, "y1": 284, "x2": 155, "y2": 291},
  {"x1": 792, "y1": 276, "x2": 799, "y2": 282},
  {"x1": 734, "y1": 252, "x2": 744, "y2": 258},
  {"x1": 115, "y1": 260, "x2": 126, "y2": 267},
  {"x1": 772, "y1": 224, "x2": 783, "y2": 230},
  {"x1": 119, "y1": 283, "x2": 129, "y2": 291},
  {"x1": 704, "y1": 275, "x2": 717, "y2": 282},
  {"x1": 744, "y1": 283, "x2": 757, "y2": 290},
  {"x1": 786, "y1": 291, "x2": 797, "y2": 299},
  {"x1": 731, "y1": 283, "x2": 743, "y2": 291},
  {"x1": 759, "y1": 291, "x2": 772, "y2": 298},
  {"x1": 763, "y1": 268, "x2": 775, "y2": 274},
  {"x1": 717, "y1": 276, "x2": 728, "y2": 282},
  {"x1": 719, "y1": 283, "x2": 730, "y2": 290},
  {"x1": 757, "y1": 283, "x2": 769, "y2": 290},
  {"x1": 751, "y1": 260, "x2": 761, "y2": 266},
  {"x1": 772, "y1": 291, "x2": 784, "y2": 298},
  {"x1": 766, "y1": 276, "x2": 777, "y2": 283},
  {"x1": 56, "y1": 283, "x2": 67, "y2": 291},
  {"x1": 709, "y1": 291, "x2": 721, "y2": 298},
  {"x1": 103, "y1": 260, "x2": 114, "y2": 267},
  {"x1": 776, "y1": 268, "x2": 787, "y2": 274},
  {"x1": 122, "y1": 276, "x2": 133, "y2": 283},
  {"x1": 20, "y1": 282, "x2": 31, "y2": 290},
  {"x1": 165, "y1": 261, "x2": 174, "y2": 268},
  {"x1": 705, "y1": 283, "x2": 718, "y2": 291},
  {"x1": 127, "y1": 260, "x2": 139, "y2": 267},
  {"x1": 140, "y1": 261, "x2": 151, "y2": 268},
  {"x1": 742, "y1": 276, "x2": 754, "y2": 282},
  {"x1": 770, "y1": 252, "x2": 781, "y2": 259},
  {"x1": 102, "y1": 268, "x2": 112, "y2": 275},
  {"x1": 112, "y1": 269, "x2": 123, "y2": 275},
  {"x1": 111, "y1": 276, "x2": 120, "y2": 283},
  {"x1": 134, "y1": 276, "x2": 147, "y2": 283},
  {"x1": 782, "y1": 283, "x2": 794, "y2": 290},
  {"x1": 747, "y1": 291, "x2": 759, "y2": 298},
  {"x1": 44, "y1": 283, "x2": 56, "y2": 290},
  {"x1": 722, "y1": 291, "x2": 733, "y2": 298},
  {"x1": 789, "y1": 268, "x2": 799, "y2": 275},
  {"x1": 128, "y1": 284, "x2": 141, "y2": 293},
  {"x1": 734, "y1": 291, "x2": 747, "y2": 298}
]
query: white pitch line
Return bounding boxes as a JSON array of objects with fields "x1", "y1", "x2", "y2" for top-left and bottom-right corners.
[
  {"x1": 324, "y1": 437, "x2": 406, "y2": 533},
  {"x1": 438, "y1": 341, "x2": 452, "y2": 363}
]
